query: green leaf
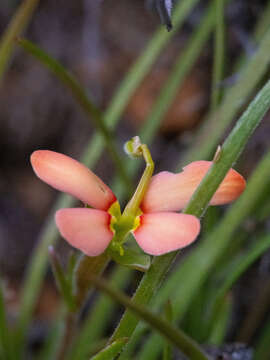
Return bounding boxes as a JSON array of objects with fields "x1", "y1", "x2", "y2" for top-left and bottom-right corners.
[
  {"x1": 91, "y1": 338, "x2": 129, "y2": 360},
  {"x1": 110, "y1": 246, "x2": 151, "y2": 272}
]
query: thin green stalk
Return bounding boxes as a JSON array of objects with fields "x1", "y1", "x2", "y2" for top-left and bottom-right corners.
[
  {"x1": 182, "y1": 25, "x2": 270, "y2": 166},
  {"x1": 111, "y1": 80, "x2": 270, "y2": 353},
  {"x1": 15, "y1": 1, "x2": 200, "y2": 351},
  {"x1": 18, "y1": 38, "x2": 131, "y2": 192},
  {"x1": 89, "y1": 276, "x2": 209, "y2": 360},
  {"x1": 210, "y1": 0, "x2": 225, "y2": 110},
  {"x1": 0, "y1": 0, "x2": 39, "y2": 82},
  {"x1": 113, "y1": 0, "x2": 218, "y2": 197}
]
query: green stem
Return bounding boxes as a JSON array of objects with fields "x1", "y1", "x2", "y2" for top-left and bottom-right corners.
[
  {"x1": 90, "y1": 276, "x2": 209, "y2": 360},
  {"x1": 17, "y1": 38, "x2": 131, "y2": 192},
  {"x1": 0, "y1": 0, "x2": 39, "y2": 82},
  {"x1": 110, "y1": 79, "x2": 270, "y2": 349}
]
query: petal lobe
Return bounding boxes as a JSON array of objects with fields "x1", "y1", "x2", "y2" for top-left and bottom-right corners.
[
  {"x1": 55, "y1": 208, "x2": 113, "y2": 256},
  {"x1": 141, "y1": 161, "x2": 245, "y2": 212},
  {"x1": 133, "y1": 212, "x2": 200, "y2": 256},
  {"x1": 31, "y1": 150, "x2": 116, "y2": 210}
]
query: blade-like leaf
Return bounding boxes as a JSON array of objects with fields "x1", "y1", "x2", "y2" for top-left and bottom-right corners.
[{"x1": 91, "y1": 338, "x2": 129, "y2": 360}]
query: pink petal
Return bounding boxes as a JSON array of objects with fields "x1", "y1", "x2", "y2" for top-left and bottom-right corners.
[
  {"x1": 141, "y1": 161, "x2": 246, "y2": 213},
  {"x1": 31, "y1": 150, "x2": 116, "y2": 210},
  {"x1": 133, "y1": 212, "x2": 200, "y2": 256},
  {"x1": 55, "y1": 208, "x2": 113, "y2": 256}
]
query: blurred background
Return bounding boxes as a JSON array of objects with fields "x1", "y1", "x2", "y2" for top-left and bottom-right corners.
[{"x1": 1, "y1": 0, "x2": 270, "y2": 358}]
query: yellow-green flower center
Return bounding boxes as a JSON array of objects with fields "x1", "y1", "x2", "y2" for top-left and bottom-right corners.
[{"x1": 107, "y1": 201, "x2": 142, "y2": 254}]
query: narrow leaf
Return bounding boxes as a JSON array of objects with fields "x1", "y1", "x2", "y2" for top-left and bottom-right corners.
[
  {"x1": 91, "y1": 338, "x2": 129, "y2": 360},
  {"x1": 89, "y1": 275, "x2": 209, "y2": 360}
]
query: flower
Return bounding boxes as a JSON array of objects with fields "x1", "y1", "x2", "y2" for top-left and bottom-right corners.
[{"x1": 31, "y1": 151, "x2": 245, "y2": 257}]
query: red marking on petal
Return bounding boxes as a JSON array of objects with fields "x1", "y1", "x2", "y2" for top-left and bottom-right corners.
[
  {"x1": 133, "y1": 212, "x2": 200, "y2": 256},
  {"x1": 55, "y1": 208, "x2": 113, "y2": 256}
]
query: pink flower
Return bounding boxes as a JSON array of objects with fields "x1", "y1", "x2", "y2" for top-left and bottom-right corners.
[{"x1": 31, "y1": 151, "x2": 245, "y2": 257}]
